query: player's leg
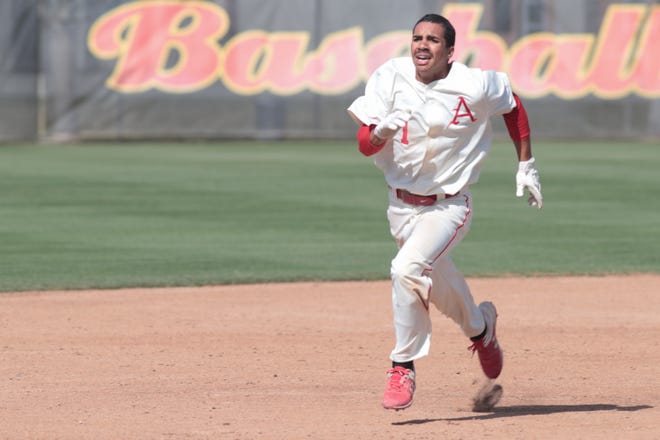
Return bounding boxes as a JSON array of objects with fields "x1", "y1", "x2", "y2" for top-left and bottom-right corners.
[
  {"x1": 429, "y1": 254, "x2": 503, "y2": 379},
  {"x1": 381, "y1": 202, "x2": 429, "y2": 410}
]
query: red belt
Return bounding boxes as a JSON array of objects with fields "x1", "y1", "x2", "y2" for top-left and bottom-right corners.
[{"x1": 395, "y1": 189, "x2": 456, "y2": 206}]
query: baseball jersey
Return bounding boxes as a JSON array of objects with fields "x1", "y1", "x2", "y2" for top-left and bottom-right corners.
[{"x1": 348, "y1": 58, "x2": 516, "y2": 196}]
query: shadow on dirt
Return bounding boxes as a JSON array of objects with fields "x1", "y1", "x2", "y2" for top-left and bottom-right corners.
[{"x1": 392, "y1": 404, "x2": 654, "y2": 425}]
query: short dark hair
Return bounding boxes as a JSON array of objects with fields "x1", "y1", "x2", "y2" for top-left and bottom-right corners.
[{"x1": 413, "y1": 14, "x2": 456, "y2": 48}]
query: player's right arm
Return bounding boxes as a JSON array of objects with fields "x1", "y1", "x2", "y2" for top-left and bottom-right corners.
[
  {"x1": 357, "y1": 124, "x2": 385, "y2": 156},
  {"x1": 356, "y1": 109, "x2": 412, "y2": 156}
]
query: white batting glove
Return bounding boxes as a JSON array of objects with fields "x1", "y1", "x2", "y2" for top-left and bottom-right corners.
[
  {"x1": 516, "y1": 157, "x2": 543, "y2": 209},
  {"x1": 373, "y1": 109, "x2": 411, "y2": 139}
]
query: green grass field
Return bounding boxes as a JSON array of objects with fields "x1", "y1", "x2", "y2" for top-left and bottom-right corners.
[{"x1": 0, "y1": 140, "x2": 658, "y2": 292}]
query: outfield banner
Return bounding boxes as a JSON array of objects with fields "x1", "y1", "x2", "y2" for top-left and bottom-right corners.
[{"x1": 0, "y1": 0, "x2": 658, "y2": 142}]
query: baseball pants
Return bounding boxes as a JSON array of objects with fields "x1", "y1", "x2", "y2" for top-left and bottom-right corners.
[{"x1": 386, "y1": 189, "x2": 486, "y2": 363}]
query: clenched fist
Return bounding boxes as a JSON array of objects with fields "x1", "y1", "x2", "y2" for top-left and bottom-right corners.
[{"x1": 373, "y1": 109, "x2": 412, "y2": 140}]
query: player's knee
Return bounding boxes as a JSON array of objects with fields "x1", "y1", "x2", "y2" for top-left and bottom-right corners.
[
  {"x1": 391, "y1": 257, "x2": 432, "y2": 308},
  {"x1": 391, "y1": 257, "x2": 426, "y2": 290}
]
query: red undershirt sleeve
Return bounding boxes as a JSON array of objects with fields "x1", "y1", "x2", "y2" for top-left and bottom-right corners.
[
  {"x1": 503, "y1": 93, "x2": 531, "y2": 141},
  {"x1": 357, "y1": 124, "x2": 386, "y2": 156}
]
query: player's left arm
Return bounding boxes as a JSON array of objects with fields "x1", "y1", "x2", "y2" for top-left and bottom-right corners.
[{"x1": 503, "y1": 94, "x2": 543, "y2": 209}]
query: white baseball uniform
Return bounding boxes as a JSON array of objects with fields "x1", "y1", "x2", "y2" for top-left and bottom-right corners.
[{"x1": 348, "y1": 57, "x2": 516, "y2": 363}]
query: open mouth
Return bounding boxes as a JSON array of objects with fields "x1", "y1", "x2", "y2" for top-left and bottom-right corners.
[{"x1": 414, "y1": 52, "x2": 431, "y2": 66}]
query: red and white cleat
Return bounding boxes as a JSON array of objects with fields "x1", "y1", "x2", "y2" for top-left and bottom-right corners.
[
  {"x1": 469, "y1": 301, "x2": 503, "y2": 379},
  {"x1": 381, "y1": 366, "x2": 416, "y2": 410}
]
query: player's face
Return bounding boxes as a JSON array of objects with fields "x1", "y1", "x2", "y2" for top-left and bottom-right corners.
[{"x1": 411, "y1": 21, "x2": 454, "y2": 84}]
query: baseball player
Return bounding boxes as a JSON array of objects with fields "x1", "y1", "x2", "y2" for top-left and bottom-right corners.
[{"x1": 347, "y1": 14, "x2": 542, "y2": 411}]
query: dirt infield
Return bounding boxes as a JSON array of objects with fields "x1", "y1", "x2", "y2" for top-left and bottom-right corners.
[{"x1": 2, "y1": 275, "x2": 659, "y2": 439}]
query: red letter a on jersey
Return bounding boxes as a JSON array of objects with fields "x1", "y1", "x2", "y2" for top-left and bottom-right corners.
[{"x1": 450, "y1": 97, "x2": 476, "y2": 125}]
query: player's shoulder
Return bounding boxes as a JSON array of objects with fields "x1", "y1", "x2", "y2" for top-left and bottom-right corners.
[
  {"x1": 373, "y1": 57, "x2": 415, "y2": 78},
  {"x1": 389, "y1": 56, "x2": 415, "y2": 70}
]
